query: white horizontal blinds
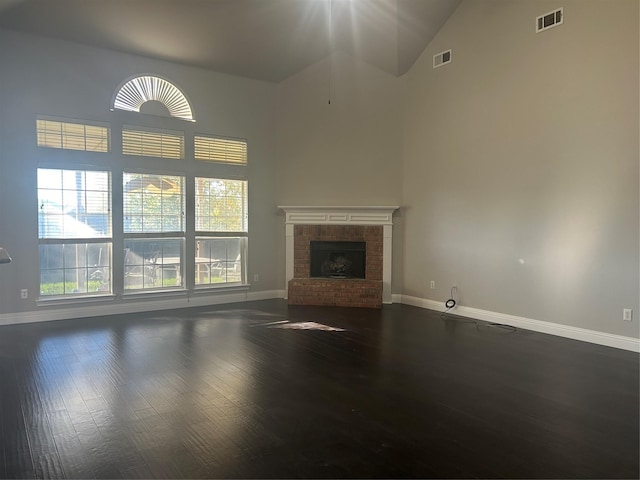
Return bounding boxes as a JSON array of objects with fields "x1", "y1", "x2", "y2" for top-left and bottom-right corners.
[
  {"x1": 37, "y1": 169, "x2": 111, "y2": 239},
  {"x1": 194, "y1": 135, "x2": 247, "y2": 165},
  {"x1": 122, "y1": 126, "x2": 184, "y2": 159},
  {"x1": 113, "y1": 75, "x2": 194, "y2": 121},
  {"x1": 195, "y1": 178, "x2": 248, "y2": 232},
  {"x1": 36, "y1": 119, "x2": 109, "y2": 152},
  {"x1": 123, "y1": 173, "x2": 185, "y2": 233}
]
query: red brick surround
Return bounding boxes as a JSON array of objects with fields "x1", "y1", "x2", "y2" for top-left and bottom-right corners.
[{"x1": 288, "y1": 225, "x2": 383, "y2": 308}]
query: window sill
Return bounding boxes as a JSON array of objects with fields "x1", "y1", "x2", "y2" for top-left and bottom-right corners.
[
  {"x1": 37, "y1": 294, "x2": 116, "y2": 307},
  {"x1": 192, "y1": 284, "x2": 250, "y2": 294},
  {"x1": 35, "y1": 285, "x2": 250, "y2": 306},
  {"x1": 122, "y1": 288, "x2": 188, "y2": 300}
]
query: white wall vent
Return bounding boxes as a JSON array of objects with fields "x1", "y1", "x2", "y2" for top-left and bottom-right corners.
[
  {"x1": 536, "y1": 8, "x2": 563, "y2": 33},
  {"x1": 433, "y1": 49, "x2": 452, "y2": 69}
]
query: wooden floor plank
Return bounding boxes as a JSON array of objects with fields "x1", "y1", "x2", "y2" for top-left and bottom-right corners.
[{"x1": 0, "y1": 299, "x2": 637, "y2": 478}]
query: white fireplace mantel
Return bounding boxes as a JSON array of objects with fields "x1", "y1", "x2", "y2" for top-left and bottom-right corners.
[{"x1": 278, "y1": 206, "x2": 399, "y2": 303}]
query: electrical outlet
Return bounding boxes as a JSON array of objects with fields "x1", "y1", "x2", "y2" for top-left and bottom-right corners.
[
  {"x1": 623, "y1": 309, "x2": 633, "y2": 322},
  {"x1": 20, "y1": 289, "x2": 28, "y2": 299},
  {"x1": 253, "y1": 274, "x2": 259, "y2": 283},
  {"x1": 430, "y1": 280, "x2": 436, "y2": 289}
]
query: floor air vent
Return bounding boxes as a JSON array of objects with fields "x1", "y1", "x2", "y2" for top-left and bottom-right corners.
[
  {"x1": 433, "y1": 49, "x2": 452, "y2": 69},
  {"x1": 536, "y1": 8, "x2": 563, "y2": 33}
]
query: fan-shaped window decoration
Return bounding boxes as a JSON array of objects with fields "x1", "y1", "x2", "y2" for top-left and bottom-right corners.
[{"x1": 112, "y1": 75, "x2": 195, "y2": 121}]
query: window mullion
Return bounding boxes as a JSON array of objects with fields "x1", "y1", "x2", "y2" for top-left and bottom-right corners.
[
  {"x1": 111, "y1": 169, "x2": 125, "y2": 297},
  {"x1": 184, "y1": 174, "x2": 196, "y2": 292}
]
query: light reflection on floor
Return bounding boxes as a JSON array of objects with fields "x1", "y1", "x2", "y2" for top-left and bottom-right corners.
[{"x1": 267, "y1": 321, "x2": 346, "y2": 332}]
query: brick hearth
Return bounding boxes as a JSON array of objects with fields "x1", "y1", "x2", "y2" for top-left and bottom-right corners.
[
  {"x1": 288, "y1": 225, "x2": 383, "y2": 308},
  {"x1": 288, "y1": 278, "x2": 382, "y2": 308}
]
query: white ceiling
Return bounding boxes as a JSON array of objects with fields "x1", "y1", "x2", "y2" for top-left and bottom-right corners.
[{"x1": 0, "y1": 0, "x2": 462, "y2": 82}]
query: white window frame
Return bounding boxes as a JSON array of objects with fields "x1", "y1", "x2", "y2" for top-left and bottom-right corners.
[
  {"x1": 194, "y1": 177, "x2": 248, "y2": 287},
  {"x1": 123, "y1": 171, "x2": 186, "y2": 292},
  {"x1": 37, "y1": 167, "x2": 113, "y2": 298},
  {"x1": 35, "y1": 71, "x2": 250, "y2": 301}
]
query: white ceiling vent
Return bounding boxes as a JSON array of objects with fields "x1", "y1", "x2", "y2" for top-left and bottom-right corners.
[
  {"x1": 433, "y1": 49, "x2": 452, "y2": 69},
  {"x1": 536, "y1": 8, "x2": 563, "y2": 33}
]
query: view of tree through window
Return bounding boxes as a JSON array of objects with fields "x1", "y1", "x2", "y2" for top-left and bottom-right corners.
[
  {"x1": 123, "y1": 173, "x2": 185, "y2": 291},
  {"x1": 195, "y1": 178, "x2": 247, "y2": 231},
  {"x1": 195, "y1": 178, "x2": 247, "y2": 286},
  {"x1": 123, "y1": 173, "x2": 184, "y2": 233}
]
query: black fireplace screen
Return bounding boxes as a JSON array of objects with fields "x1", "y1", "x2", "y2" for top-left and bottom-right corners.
[{"x1": 310, "y1": 241, "x2": 366, "y2": 279}]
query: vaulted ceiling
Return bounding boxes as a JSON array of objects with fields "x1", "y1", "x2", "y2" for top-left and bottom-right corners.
[{"x1": 0, "y1": 0, "x2": 461, "y2": 82}]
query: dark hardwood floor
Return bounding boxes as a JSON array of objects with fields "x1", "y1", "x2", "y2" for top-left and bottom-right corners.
[{"x1": 0, "y1": 300, "x2": 638, "y2": 479}]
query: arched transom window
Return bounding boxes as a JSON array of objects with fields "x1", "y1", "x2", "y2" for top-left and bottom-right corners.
[{"x1": 112, "y1": 75, "x2": 195, "y2": 121}]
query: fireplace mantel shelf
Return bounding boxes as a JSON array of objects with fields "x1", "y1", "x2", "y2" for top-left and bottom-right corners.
[{"x1": 278, "y1": 206, "x2": 399, "y2": 226}]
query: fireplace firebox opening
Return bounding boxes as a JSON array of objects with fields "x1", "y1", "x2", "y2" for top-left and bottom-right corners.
[{"x1": 310, "y1": 241, "x2": 366, "y2": 279}]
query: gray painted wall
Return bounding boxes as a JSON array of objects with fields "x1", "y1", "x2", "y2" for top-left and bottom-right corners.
[
  {"x1": 275, "y1": 51, "x2": 403, "y2": 206},
  {"x1": 401, "y1": 0, "x2": 639, "y2": 337},
  {"x1": 274, "y1": 52, "x2": 405, "y2": 293}
]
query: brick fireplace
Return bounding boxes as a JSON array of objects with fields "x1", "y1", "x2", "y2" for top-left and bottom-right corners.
[{"x1": 279, "y1": 206, "x2": 399, "y2": 308}]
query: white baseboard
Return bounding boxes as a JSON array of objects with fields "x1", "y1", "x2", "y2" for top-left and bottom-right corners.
[
  {"x1": 0, "y1": 289, "x2": 286, "y2": 327},
  {"x1": 399, "y1": 295, "x2": 640, "y2": 353},
  {"x1": 2, "y1": 290, "x2": 636, "y2": 353},
  {"x1": 247, "y1": 289, "x2": 286, "y2": 302}
]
